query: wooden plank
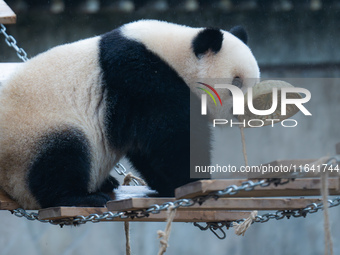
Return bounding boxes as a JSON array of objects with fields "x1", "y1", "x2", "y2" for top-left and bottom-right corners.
[
  {"x1": 107, "y1": 197, "x2": 322, "y2": 212},
  {"x1": 39, "y1": 207, "x2": 108, "y2": 221},
  {"x1": 38, "y1": 206, "x2": 251, "y2": 222},
  {"x1": 175, "y1": 178, "x2": 340, "y2": 199},
  {"x1": 0, "y1": 185, "x2": 154, "y2": 211},
  {"x1": 247, "y1": 159, "x2": 340, "y2": 179},
  {"x1": 0, "y1": 189, "x2": 19, "y2": 210},
  {"x1": 0, "y1": 63, "x2": 22, "y2": 85},
  {"x1": 107, "y1": 198, "x2": 176, "y2": 212},
  {"x1": 0, "y1": 0, "x2": 16, "y2": 24}
]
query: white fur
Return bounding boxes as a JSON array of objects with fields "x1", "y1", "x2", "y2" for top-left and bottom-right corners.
[
  {"x1": 121, "y1": 20, "x2": 260, "y2": 118},
  {"x1": 0, "y1": 37, "x2": 120, "y2": 208}
]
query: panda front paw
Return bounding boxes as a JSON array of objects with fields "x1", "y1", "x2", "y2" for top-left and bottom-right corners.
[{"x1": 99, "y1": 175, "x2": 120, "y2": 193}]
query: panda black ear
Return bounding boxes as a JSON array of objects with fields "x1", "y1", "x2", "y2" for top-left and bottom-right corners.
[
  {"x1": 230, "y1": 25, "x2": 248, "y2": 44},
  {"x1": 192, "y1": 28, "x2": 224, "y2": 58}
]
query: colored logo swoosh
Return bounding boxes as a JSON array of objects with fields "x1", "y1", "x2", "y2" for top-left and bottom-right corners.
[{"x1": 197, "y1": 82, "x2": 223, "y2": 106}]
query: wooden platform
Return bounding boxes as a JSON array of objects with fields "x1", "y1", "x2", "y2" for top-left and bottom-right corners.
[
  {"x1": 107, "y1": 197, "x2": 322, "y2": 211},
  {"x1": 0, "y1": 178, "x2": 332, "y2": 223},
  {"x1": 39, "y1": 207, "x2": 251, "y2": 222},
  {"x1": 0, "y1": 0, "x2": 16, "y2": 24},
  {"x1": 175, "y1": 178, "x2": 340, "y2": 199},
  {"x1": 0, "y1": 190, "x2": 19, "y2": 210}
]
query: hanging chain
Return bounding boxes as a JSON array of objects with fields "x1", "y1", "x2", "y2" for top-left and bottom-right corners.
[
  {"x1": 194, "y1": 197, "x2": 340, "y2": 239},
  {"x1": 193, "y1": 222, "x2": 233, "y2": 239},
  {"x1": 9, "y1": 176, "x2": 340, "y2": 228},
  {"x1": 0, "y1": 24, "x2": 29, "y2": 62},
  {"x1": 193, "y1": 178, "x2": 291, "y2": 205},
  {"x1": 7, "y1": 157, "x2": 340, "y2": 235},
  {"x1": 11, "y1": 208, "x2": 131, "y2": 227},
  {"x1": 114, "y1": 163, "x2": 140, "y2": 186},
  {"x1": 10, "y1": 178, "x2": 290, "y2": 226},
  {"x1": 255, "y1": 197, "x2": 340, "y2": 223}
]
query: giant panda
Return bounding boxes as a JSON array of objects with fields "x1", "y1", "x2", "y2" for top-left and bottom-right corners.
[{"x1": 0, "y1": 20, "x2": 259, "y2": 209}]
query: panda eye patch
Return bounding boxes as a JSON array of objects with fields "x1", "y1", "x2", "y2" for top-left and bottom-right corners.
[{"x1": 232, "y1": 76, "x2": 242, "y2": 88}]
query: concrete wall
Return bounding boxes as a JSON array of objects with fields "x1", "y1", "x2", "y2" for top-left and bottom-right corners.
[
  {"x1": 1, "y1": 9, "x2": 340, "y2": 65},
  {"x1": 1, "y1": 8, "x2": 340, "y2": 255}
]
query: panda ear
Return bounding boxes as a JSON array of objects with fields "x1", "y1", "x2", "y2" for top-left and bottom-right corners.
[
  {"x1": 192, "y1": 28, "x2": 224, "y2": 58},
  {"x1": 230, "y1": 25, "x2": 248, "y2": 44}
]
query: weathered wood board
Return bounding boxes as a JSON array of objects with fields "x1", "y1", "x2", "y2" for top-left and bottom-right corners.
[
  {"x1": 0, "y1": 186, "x2": 151, "y2": 210},
  {"x1": 175, "y1": 178, "x2": 340, "y2": 199},
  {"x1": 39, "y1": 207, "x2": 251, "y2": 222},
  {"x1": 0, "y1": 1, "x2": 16, "y2": 24},
  {"x1": 39, "y1": 207, "x2": 108, "y2": 221},
  {"x1": 107, "y1": 197, "x2": 322, "y2": 212},
  {"x1": 0, "y1": 189, "x2": 19, "y2": 210}
]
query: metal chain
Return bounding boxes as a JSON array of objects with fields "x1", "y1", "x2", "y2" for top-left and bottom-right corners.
[
  {"x1": 254, "y1": 197, "x2": 340, "y2": 223},
  {"x1": 10, "y1": 178, "x2": 287, "y2": 227},
  {"x1": 193, "y1": 197, "x2": 340, "y2": 239},
  {"x1": 9, "y1": 156, "x2": 340, "y2": 229},
  {"x1": 193, "y1": 178, "x2": 291, "y2": 205},
  {"x1": 113, "y1": 163, "x2": 140, "y2": 186},
  {"x1": 0, "y1": 24, "x2": 29, "y2": 62},
  {"x1": 193, "y1": 222, "x2": 233, "y2": 239},
  {"x1": 10, "y1": 178, "x2": 340, "y2": 229},
  {"x1": 11, "y1": 208, "x2": 131, "y2": 228}
]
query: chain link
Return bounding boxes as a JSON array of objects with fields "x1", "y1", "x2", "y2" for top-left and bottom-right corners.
[
  {"x1": 193, "y1": 178, "x2": 291, "y2": 205},
  {"x1": 113, "y1": 163, "x2": 140, "y2": 185},
  {"x1": 10, "y1": 180, "x2": 340, "y2": 228},
  {"x1": 255, "y1": 197, "x2": 340, "y2": 223},
  {"x1": 193, "y1": 197, "x2": 340, "y2": 239},
  {"x1": 1, "y1": 24, "x2": 29, "y2": 62},
  {"x1": 194, "y1": 222, "x2": 233, "y2": 239}
]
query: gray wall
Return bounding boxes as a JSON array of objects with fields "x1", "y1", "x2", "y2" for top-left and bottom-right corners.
[
  {"x1": 1, "y1": 8, "x2": 340, "y2": 255},
  {"x1": 1, "y1": 9, "x2": 340, "y2": 66}
]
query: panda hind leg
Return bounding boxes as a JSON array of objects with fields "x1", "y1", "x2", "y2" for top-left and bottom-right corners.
[
  {"x1": 127, "y1": 135, "x2": 194, "y2": 198},
  {"x1": 28, "y1": 128, "x2": 111, "y2": 208}
]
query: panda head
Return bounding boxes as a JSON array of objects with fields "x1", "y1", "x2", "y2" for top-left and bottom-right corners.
[
  {"x1": 121, "y1": 20, "x2": 260, "y2": 118},
  {"x1": 191, "y1": 25, "x2": 260, "y2": 118}
]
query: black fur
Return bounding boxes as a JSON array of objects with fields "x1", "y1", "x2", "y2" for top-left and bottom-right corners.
[
  {"x1": 99, "y1": 29, "x2": 211, "y2": 197},
  {"x1": 28, "y1": 128, "x2": 116, "y2": 207},
  {"x1": 192, "y1": 28, "x2": 224, "y2": 58},
  {"x1": 99, "y1": 175, "x2": 120, "y2": 193},
  {"x1": 230, "y1": 26, "x2": 248, "y2": 45}
]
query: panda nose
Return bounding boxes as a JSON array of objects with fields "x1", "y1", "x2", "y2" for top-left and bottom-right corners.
[{"x1": 232, "y1": 77, "x2": 242, "y2": 88}]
